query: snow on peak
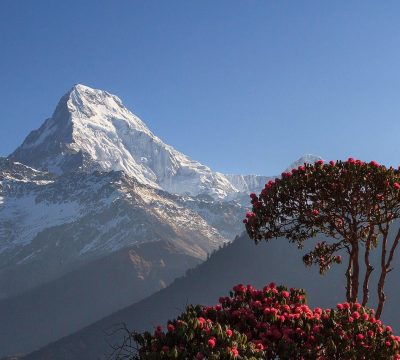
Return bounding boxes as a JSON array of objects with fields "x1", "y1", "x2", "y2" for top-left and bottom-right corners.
[
  {"x1": 10, "y1": 85, "x2": 237, "y2": 198},
  {"x1": 67, "y1": 84, "x2": 149, "y2": 133}
]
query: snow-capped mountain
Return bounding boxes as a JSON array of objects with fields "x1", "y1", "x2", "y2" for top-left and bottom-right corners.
[
  {"x1": 10, "y1": 84, "x2": 237, "y2": 199},
  {"x1": 1, "y1": 85, "x2": 245, "y2": 301}
]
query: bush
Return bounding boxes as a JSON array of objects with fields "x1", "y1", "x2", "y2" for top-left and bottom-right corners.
[{"x1": 130, "y1": 283, "x2": 400, "y2": 359}]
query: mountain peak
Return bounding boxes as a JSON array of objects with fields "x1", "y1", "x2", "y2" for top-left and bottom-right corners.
[
  {"x1": 68, "y1": 84, "x2": 124, "y2": 107},
  {"x1": 284, "y1": 154, "x2": 323, "y2": 172},
  {"x1": 69, "y1": 83, "x2": 112, "y2": 97},
  {"x1": 65, "y1": 84, "x2": 137, "y2": 126},
  {"x1": 71, "y1": 83, "x2": 94, "y2": 91},
  {"x1": 10, "y1": 85, "x2": 237, "y2": 198},
  {"x1": 68, "y1": 84, "x2": 102, "y2": 104}
]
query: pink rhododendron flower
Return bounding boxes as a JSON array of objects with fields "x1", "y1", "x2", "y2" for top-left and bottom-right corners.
[{"x1": 207, "y1": 337, "x2": 216, "y2": 348}]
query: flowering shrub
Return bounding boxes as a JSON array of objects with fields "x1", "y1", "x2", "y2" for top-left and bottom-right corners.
[
  {"x1": 130, "y1": 283, "x2": 400, "y2": 359},
  {"x1": 244, "y1": 159, "x2": 400, "y2": 317}
]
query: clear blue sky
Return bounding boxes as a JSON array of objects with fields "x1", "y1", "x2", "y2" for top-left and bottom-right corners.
[{"x1": 1, "y1": 0, "x2": 400, "y2": 175}]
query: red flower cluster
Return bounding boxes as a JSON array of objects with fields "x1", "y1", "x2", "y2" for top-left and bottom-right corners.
[{"x1": 131, "y1": 284, "x2": 400, "y2": 359}]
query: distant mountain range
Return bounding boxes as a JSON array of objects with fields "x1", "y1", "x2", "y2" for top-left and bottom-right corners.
[{"x1": 0, "y1": 84, "x2": 322, "y2": 358}]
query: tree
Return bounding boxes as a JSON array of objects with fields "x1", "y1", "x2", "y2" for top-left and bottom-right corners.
[
  {"x1": 244, "y1": 158, "x2": 400, "y2": 318},
  {"x1": 119, "y1": 283, "x2": 400, "y2": 359}
]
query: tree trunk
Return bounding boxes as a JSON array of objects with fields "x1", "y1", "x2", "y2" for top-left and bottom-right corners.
[
  {"x1": 376, "y1": 228, "x2": 388, "y2": 319},
  {"x1": 345, "y1": 253, "x2": 353, "y2": 302},
  {"x1": 376, "y1": 268, "x2": 386, "y2": 319},
  {"x1": 362, "y1": 238, "x2": 373, "y2": 306},
  {"x1": 350, "y1": 242, "x2": 359, "y2": 302},
  {"x1": 376, "y1": 228, "x2": 400, "y2": 318}
]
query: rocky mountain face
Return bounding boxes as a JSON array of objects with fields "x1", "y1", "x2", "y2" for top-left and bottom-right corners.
[
  {"x1": 0, "y1": 159, "x2": 240, "y2": 300},
  {"x1": 0, "y1": 84, "x2": 322, "y2": 358}
]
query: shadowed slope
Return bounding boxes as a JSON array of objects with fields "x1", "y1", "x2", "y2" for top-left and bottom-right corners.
[{"x1": 0, "y1": 241, "x2": 199, "y2": 358}]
